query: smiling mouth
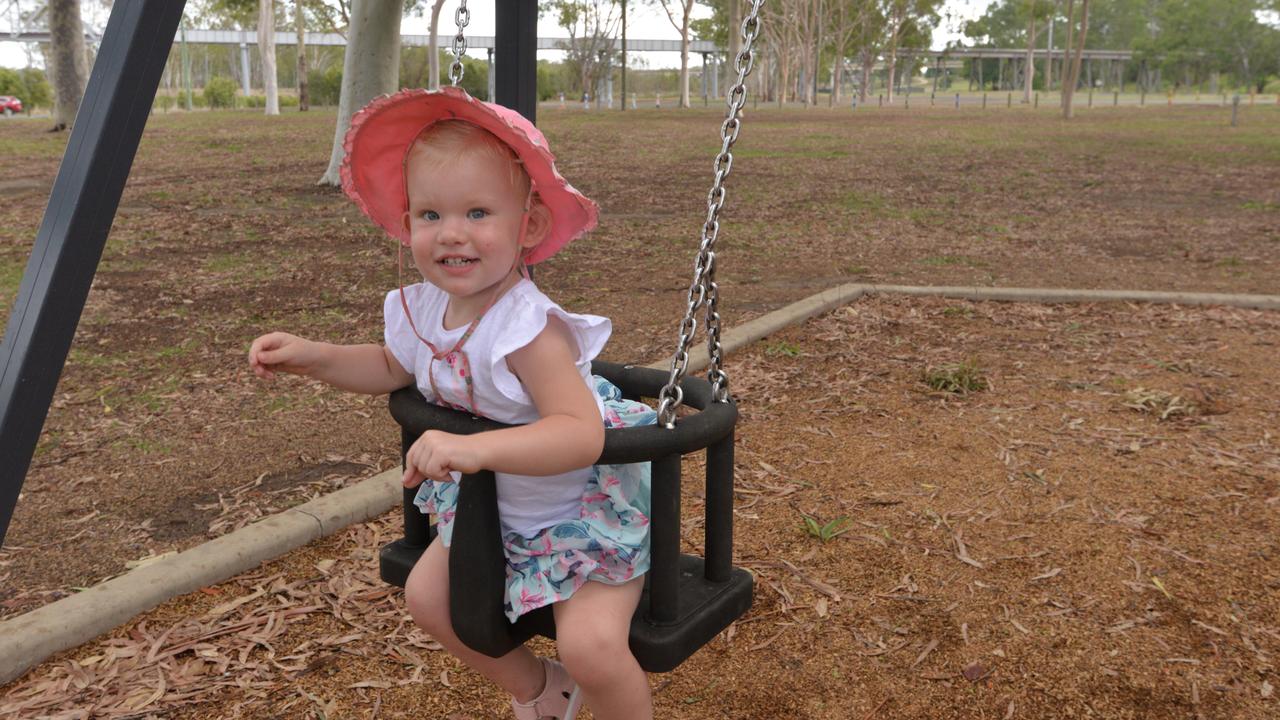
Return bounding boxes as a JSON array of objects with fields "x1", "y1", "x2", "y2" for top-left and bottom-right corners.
[{"x1": 439, "y1": 257, "x2": 477, "y2": 266}]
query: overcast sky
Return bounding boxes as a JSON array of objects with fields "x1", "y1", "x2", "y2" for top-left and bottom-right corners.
[{"x1": 0, "y1": 1, "x2": 992, "y2": 71}]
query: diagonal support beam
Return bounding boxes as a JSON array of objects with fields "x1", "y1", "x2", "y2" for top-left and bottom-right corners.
[{"x1": 0, "y1": 1, "x2": 186, "y2": 548}]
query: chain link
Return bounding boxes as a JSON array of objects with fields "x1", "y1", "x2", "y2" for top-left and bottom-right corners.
[
  {"x1": 656, "y1": 0, "x2": 765, "y2": 428},
  {"x1": 449, "y1": 0, "x2": 470, "y2": 87}
]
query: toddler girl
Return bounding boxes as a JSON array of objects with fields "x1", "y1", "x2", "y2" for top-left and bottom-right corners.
[{"x1": 248, "y1": 87, "x2": 654, "y2": 720}]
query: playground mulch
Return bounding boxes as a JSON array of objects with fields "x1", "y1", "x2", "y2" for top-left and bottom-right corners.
[
  {"x1": 2, "y1": 105, "x2": 1278, "y2": 625},
  {"x1": 3, "y1": 294, "x2": 1278, "y2": 718}
]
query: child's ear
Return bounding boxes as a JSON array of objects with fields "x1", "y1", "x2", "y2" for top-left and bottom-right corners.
[{"x1": 520, "y1": 203, "x2": 553, "y2": 249}]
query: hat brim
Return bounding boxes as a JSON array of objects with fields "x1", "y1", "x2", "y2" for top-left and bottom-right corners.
[{"x1": 340, "y1": 87, "x2": 598, "y2": 265}]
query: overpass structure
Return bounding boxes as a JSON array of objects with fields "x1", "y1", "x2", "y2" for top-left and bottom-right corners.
[
  {"x1": 3, "y1": 30, "x2": 1129, "y2": 62},
  {"x1": 1, "y1": 29, "x2": 720, "y2": 53}
]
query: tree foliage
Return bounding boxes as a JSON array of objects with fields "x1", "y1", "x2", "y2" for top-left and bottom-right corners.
[{"x1": 963, "y1": 0, "x2": 1280, "y2": 91}]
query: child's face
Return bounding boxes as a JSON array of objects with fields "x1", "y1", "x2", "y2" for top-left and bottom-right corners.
[{"x1": 403, "y1": 145, "x2": 538, "y2": 310}]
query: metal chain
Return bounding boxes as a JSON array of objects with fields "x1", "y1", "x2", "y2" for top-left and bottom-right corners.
[
  {"x1": 449, "y1": 0, "x2": 470, "y2": 86},
  {"x1": 656, "y1": 0, "x2": 764, "y2": 429}
]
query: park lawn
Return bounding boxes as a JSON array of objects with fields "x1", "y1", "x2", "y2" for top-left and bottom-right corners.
[
  {"x1": 0, "y1": 103, "x2": 1277, "y2": 708},
  {"x1": 2, "y1": 295, "x2": 1277, "y2": 718}
]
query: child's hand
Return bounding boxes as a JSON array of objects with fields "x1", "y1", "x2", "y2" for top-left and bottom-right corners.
[
  {"x1": 402, "y1": 430, "x2": 485, "y2": 488},
  {"x1": 248, "y1": 332, "x2": 320, "y2": 379}
]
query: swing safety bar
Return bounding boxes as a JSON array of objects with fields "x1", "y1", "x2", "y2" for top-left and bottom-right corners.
[{"x1": 380, "y1": 361, "x2": 753, "y2": 673}]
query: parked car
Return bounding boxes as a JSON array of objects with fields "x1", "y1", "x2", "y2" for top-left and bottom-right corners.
[{"x1": 0, "y1": 96, "x2": 23, "y2": 116}]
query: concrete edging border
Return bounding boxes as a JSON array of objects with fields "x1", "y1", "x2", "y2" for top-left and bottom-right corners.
[{"x1": 2, "y1": 283, "x2": 1276, "y2": 684}]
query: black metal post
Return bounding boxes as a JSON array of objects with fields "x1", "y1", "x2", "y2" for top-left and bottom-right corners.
[
  {"x1": 648, "y1": 453, "x2": 681, "y2": 623},
  {"x1": 495, "y1": 0, "x2": 538, "y2": 123},
  {"x1": 0, "y1": 0, "x2": 185, "y2": 548},
  {"x1": 704, "y1": 431, "x2": 734, "y2": 583}
]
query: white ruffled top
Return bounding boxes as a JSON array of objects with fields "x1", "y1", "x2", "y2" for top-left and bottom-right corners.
[{"x1": 384, "y1": 279, "x2": 611, "y2": 537}]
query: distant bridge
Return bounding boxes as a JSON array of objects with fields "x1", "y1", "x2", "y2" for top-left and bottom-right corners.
[
  {"x1": 0, "y1": 30, "x2": 1135, "y2": 61},
  {"x1": 2, "y1": 29, "x2": 720, "y2": 54}
]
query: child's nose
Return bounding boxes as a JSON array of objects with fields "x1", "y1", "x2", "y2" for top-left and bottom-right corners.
[{"x1": 438, "y1": 217, "x2": 466, "y2": 243}]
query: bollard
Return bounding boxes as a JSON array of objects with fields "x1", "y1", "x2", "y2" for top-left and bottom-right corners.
[
  {"x1": 879, "y1": 94, "x2": 883, "y2": 107},
  {"x1": 1231, "y1": 94, "x2": 1240, "y2": 126},
  {"x1": 955, "y1": 93, "x2": 960, "y2": 109},
  {"x1": 1088, "y1": 88, "x2": 1093, "y2": 107},
  {"x1": 1140, "y1": 90, "x2": 1145, "y2": 106},
  {"x1": 656, "y1": 93, "x2": 661, "y2": 109},
  {"x1": 1249, "y1": 89, "x2": 1255, "y2": 106},
  {"x1": 1221, "y1": 93, "x2": 1226, "y2": 106},
  {"x1": 983, "y1": 92, "x2": 987, "y2": 108},
  {"x1": 930, "y1": 91, "x2": 935, "y2": 107},
  {"x1": 1113, "y1": 91, "x2": 1118, "y2": 106},
  {"x1": 1007, "y1": 92, "x2": 1012, "y2": 107},
  {"x1": 1034, "y1": 92, "x2": 1039, "y2": 108},
  {"x1": 905, "y1": 92, "x2": 910, "y2": 109},
  {"x1": 631, "y1": 92, "x2": 637, "y2": 110}
]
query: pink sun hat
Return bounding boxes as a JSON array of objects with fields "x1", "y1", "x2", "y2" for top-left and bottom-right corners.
[{"x1": 340, "y1": 86, "x2": 599, "y2": 265}]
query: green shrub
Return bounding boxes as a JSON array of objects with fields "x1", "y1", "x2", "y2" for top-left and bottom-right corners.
[
  {"x1": 244, "y1": 93, "x2": 300, "y2": 108},
  {"x1": 308, "y1": 66, "x2": 342, "y2": 106},
  {"x1": 203, "y1": 76, "x2": 238, "y2": 109}
]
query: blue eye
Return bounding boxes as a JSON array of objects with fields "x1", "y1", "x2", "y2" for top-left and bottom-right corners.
[
  {"x1": 467, "y1": 208, "x2": 488, "y2": 220},
  {"x1": 422, "y1": 210, "x2": 439, "y2": 221}
]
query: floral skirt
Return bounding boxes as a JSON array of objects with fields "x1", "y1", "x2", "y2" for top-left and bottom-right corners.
[{"x1": 413, "y1": 376, "x2": 656, "y2": 622}]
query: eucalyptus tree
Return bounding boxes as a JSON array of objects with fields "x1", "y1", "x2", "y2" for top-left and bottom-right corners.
[
  {"x1": 259, "y1": 0, "x2": 280, "y2": 114},
  {"x1": 47, "y1": 0, "x2": 89, "y2": 131},
  {"x1": 650, "y1": 0, "x2": 700, "y2": 107},
  {"x1": 546, "y1": 0, "x2": 621, "y2": 101},
  {"x1": 1061, "y1": 0, "x2": 1089, "y2": 117},
  {"x1": 881, "y1": 0, "x2": 940, "y2": 103},
  {"x1": 426, "y1": 0, "x2": 446, "y2": 91},
  {"x1": 317, "y1": 0, "x2": 403, "y2": 186}
]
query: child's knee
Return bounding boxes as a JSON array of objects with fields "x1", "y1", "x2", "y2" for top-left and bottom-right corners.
[
  {"x1": 557, "y1": 625, "x2": 632, "y2": 687},
  {"x1": 404, "y1": 553, "x2": 450, "y2": 635}
]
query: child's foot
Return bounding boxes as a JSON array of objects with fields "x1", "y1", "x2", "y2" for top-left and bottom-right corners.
[{"x1": 510, "y1": 658, "x2": 582, "y2": 720}]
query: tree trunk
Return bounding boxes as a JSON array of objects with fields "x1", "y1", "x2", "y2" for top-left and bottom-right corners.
[
  {"x1": 318, "y1": 0, "x2": 402, "y2": 186},
  {"x1": 296, "y1": 0, "x2": 309, "y2": 110},
  {"x1": 885, "y1": 5, "x2": 903, "y2": 103},
  {"x1": 428, "y1": 0, "x2": 446, "y2": 91},
  {"x1": 679, "y1": 13, "x2": 691, "y2": 107},
  {"x1": 859, "y1": 51, "x2": 872, "y2": 104},
  {"x1": 1023, "y1": 9, "x2": 1035, "y2": 103},
  {"x1": 1062, "y1": 0, "x2": 1090, "y2": 119},
  {"x1": 1060, "y1": 0, "x2": 1075, "y2": 110},
  {"x1": 1045, "y1": 6, "x2": 1054, "y2": 91},
  {"x1": 259, "y1": 0, "x2": 280, "y2": 115},
  {"x1": 727, "y1": 0, "x2": 742, "y2": 73},
  {"x1": 47, "y1": 0, "x2": 88, "y2": 131}
]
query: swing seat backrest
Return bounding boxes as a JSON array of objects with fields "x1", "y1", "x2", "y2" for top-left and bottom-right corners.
[{"x1": 379, "y1": 361, "x2": 753, "y2": 673}]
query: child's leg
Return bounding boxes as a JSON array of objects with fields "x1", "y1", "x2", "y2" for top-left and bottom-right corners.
[
  {"x1": 553, "y1": 577, "x2": 651, "y2": 720},
  {"x1": 403, "y1": 540, "x2": 546, "y2": 702}
]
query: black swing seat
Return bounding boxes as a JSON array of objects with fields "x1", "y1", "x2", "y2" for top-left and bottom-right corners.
[{"x1": 379, "y1": 360, "x2": 753, "y2": 673}]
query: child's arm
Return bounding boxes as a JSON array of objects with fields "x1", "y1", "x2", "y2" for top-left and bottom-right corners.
[
  {"x1": 402, "y1": 318, "x2": 605, "y2": 486},
  {"x1": 249, "y1": 332, "x2": 414, "y2": 395}
]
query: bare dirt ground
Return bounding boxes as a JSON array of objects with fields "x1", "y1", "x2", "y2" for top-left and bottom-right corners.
[
  {"x1": 2, "y1": 295, "x2": 1278, "y2": 718},
  {"x1": 0, "y1": 104, "x2": 1277, "y2": 717}
]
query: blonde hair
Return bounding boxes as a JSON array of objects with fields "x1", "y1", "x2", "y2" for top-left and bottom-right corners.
[{"x1": 406, "y1": 120, "x2": 531, "y2": 198}]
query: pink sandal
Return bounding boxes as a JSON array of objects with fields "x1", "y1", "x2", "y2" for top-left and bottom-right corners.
[{"x1": 511, "y1": 658, "x2": 582, "y2": 720}]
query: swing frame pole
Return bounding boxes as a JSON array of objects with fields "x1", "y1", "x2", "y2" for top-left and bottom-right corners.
[
  {"x1": 494, "y1": 0, "x2": 538, "y2": 122},
  {"x1": 0, "y1": 1, "x2": 185, "y2": 548}
]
